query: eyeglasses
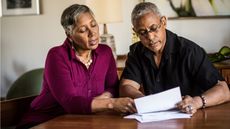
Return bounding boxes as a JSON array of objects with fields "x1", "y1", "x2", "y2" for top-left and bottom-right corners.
[{"x1": 136, "y1": 19, "x2": 162, "y2": 37}]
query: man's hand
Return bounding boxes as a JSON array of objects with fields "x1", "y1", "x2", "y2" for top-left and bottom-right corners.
[{"x1": 177, "y1": 95, "x2": 202, "y2": 114}]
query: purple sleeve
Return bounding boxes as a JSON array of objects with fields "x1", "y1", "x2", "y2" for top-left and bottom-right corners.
[
  {"x1": 104, "y1": 49, "x2": 119, "y2": 97},
  {"x1": 44, "y1": 49, "x2": 93, "y2": 114}
]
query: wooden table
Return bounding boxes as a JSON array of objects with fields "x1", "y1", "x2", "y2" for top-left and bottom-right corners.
[{"x1": 32, "y1": 102, "x2": 230, "y2": 129}]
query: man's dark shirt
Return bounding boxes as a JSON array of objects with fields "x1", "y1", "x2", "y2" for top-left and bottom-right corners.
[{"x1": 122, "y1": 30, "x2": 224, "y2": 96}]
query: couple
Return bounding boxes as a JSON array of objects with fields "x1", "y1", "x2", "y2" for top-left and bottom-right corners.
[{"x1": 17, "y1": 2, "x2": 230, "y2": 128}]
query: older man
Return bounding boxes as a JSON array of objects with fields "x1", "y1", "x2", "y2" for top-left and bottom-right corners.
[{"x1": 120, "y1": 2, "x2": 230, "y2": 114}]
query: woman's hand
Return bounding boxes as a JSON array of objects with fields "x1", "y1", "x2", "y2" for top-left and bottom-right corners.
[
  {"x1": 94, "y1": 92, "x2": 113, "y2": 99},
  {"x1": 109, "y1": 97, "x2": 137, "y2": 114},
  {"x1": 177, "y1": 95, "x2": 202, "y2": 114},
  {"x1": 92, "y1": 94, "x2": 136, "y2": 114}
]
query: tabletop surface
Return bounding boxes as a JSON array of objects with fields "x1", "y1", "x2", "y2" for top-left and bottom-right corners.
[{"x1": 32, "y1": 102, "x2": 230, "y2": 129}]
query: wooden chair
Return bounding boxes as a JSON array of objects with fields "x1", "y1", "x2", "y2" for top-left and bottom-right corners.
[
  {"x1": 1, "y1": 68, "x2": 44, "y2": 128},
  {"x1": 0, "y1": 95, "x2": 36, "y2": 128}
]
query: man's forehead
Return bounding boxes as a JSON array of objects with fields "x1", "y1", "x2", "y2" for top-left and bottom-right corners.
[{"x1": 134, "y1": 12, "x2": 160, "y2": 28}]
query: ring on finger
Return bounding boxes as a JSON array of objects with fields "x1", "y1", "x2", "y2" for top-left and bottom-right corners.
[{"x1": 187, "y1": 105, "x2": 193, "y2": 112}]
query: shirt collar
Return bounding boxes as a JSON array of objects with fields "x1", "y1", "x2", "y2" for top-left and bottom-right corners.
[
  {"x1": 164, "y1": 30, "x2": 180, "y2": 56},
  {"x1": 63, "y1": 38, "x2": 76, "y2": 61}
]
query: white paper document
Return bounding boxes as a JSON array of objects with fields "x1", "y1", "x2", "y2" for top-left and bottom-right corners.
[
  {"x1": 124, "y1": 87, "x2": 192, "y2": 123},
  {"x1": 135, "y1": 87, "x2": 182, "y2": 114},
  {"x1": 124, "y1": 110, "x2": 192, "y2": 123}
]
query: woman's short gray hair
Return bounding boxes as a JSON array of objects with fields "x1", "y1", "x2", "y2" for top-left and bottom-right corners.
[
  {"x1": 131, "y1": 2, "x2": 162, "y2": 26},
  {"x1": 61, "y1": 4, "x2": 94, "y2": 35}
]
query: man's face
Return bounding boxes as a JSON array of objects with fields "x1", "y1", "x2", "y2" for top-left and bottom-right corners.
[{"x1": 133, "y1": 12, "x2": 167, "y2": 54}]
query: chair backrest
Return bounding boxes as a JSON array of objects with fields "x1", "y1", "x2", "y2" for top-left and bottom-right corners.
[{"x1": 6, "y1": 68, "x2": 44, "y2": 100}]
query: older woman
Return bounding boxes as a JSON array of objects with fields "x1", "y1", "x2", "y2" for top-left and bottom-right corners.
[{"x1": 17, "y1": 4, "x2": 135, "y2": 128}]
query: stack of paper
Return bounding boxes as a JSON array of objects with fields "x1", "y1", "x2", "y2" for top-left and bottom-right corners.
[{"x1": 124, "y1": 87, "x2": 192, "y2": 123}]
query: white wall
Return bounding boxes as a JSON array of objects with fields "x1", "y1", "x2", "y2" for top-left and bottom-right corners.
[
  {"x1": 1, "y1": 0, "x2": 230, "y2": 97},
  {"x1": 0, "y1": 0, "x2": 2, "y2": 17},
  {"x1": 0, "y1": 18, "x2": 2, "y2": 97},
  {"x1": 167, "y1": 19, "x2": 230, "y2": 52},
  {"x1": 0, "y1": 0, "x2": 2, "y2": 97}
]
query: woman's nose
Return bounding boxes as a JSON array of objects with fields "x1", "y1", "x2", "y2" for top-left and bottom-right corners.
[{"x1": 88, "y1": 28, "x2": 96, "y2": 37}]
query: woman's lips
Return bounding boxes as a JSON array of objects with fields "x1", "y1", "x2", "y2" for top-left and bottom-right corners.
[{"x1": 89, "y1": 39, "x2": 98, "y2": 45}]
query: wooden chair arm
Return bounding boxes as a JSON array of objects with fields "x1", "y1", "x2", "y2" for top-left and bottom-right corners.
[{"x1": 0, "y1": 95, "x2": 36, "y2": 127}]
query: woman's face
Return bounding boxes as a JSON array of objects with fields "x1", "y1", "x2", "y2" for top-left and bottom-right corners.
[{"x1": 68, "y1": 12, "x2": 99, "y2": 51}]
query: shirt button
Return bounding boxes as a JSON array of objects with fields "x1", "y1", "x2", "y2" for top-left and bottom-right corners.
[{"x1": 88, "y1": 90, "x2": 91, "y2": 95}]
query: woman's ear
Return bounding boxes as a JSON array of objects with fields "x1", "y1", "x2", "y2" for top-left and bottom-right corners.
[
  {"x1": 66, "y1": 32, "x2": 71, "y2": 37},
  {"x1": 66, "y1": 32, "x2": 73, "y2": 42}
]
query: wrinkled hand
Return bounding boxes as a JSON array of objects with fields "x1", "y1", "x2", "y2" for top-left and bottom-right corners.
[
  {"x1": 177, "y1": 95, "x2": 200, "y2": 114},
  {"x1": 109, "y1": 97, "x2": 136, "y2": 114}
]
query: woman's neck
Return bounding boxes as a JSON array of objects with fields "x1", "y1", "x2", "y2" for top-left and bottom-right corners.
[
  {"x1": 75, "y1": 49, "x2": 91, "y2": 59},
  {"x1": 75, "y1": 49, "x2": 92, "y2": 69},
  {"x1": 71, "y1": 42, "x2": 91, "y2": 59},
  {"x1": 70, "y1": 41, "x2": 92, "y2": 68}
]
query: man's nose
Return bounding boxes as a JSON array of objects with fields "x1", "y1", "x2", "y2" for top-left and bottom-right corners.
[{"x1": 146, "y1": 31, "x2": 156, "y2": 41}]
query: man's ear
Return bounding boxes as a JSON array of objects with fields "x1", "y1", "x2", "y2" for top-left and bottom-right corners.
[{"x1": 161, "y1": 16, "x2": 167, "y2": 27}]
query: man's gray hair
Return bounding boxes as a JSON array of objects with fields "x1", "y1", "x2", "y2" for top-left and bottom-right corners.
[
  {"x1": 61, "y1": 4, "x2": 94, "y2": 35},
  {"x1": 131, "y1": 2, "x2": 162, "y2": 25}
]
